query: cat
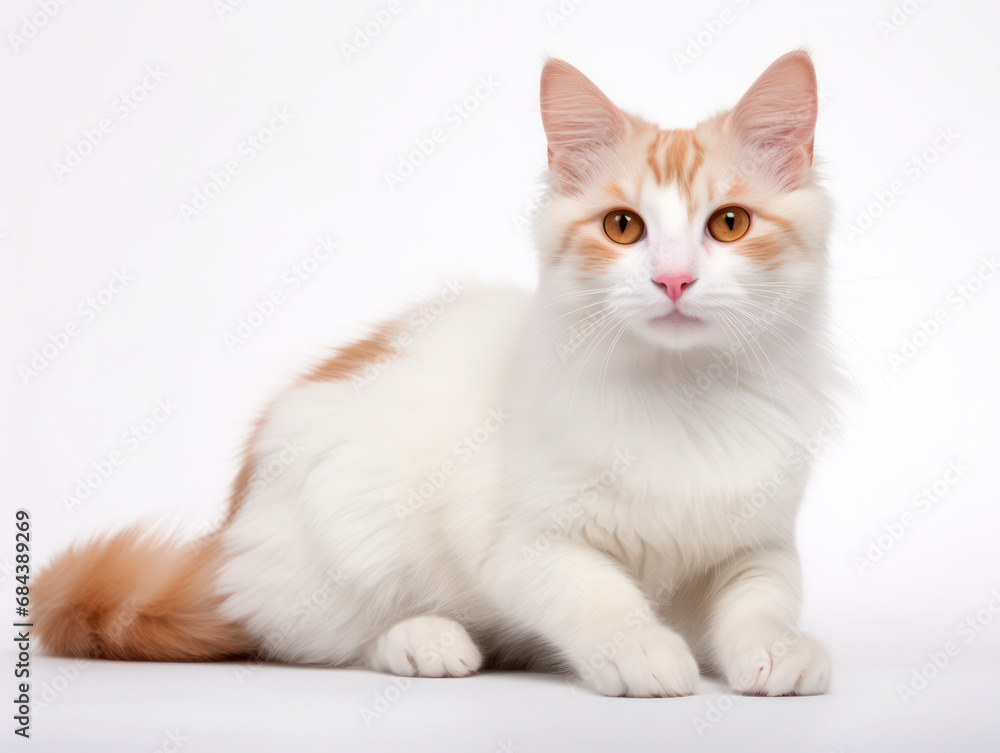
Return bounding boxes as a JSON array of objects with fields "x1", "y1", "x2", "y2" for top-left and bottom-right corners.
[{"x1": 35, "y1": 50, "x2": 837, "y2": 697}]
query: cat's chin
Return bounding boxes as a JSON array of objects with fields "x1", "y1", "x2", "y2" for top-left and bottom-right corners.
[{"x1": 631, "y1": 312, "x2": 722, "y2": 351}]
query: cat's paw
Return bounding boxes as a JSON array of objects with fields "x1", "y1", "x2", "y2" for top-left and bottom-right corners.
[
  {"x1": 365, "y1": 616, "x2": 482, "y2": 678},
  {"x1": 572, "y1": 624, "x2": 699, "y2": 697},
  {"x1": 723, "y1": 631, "x2": 830, "y2": 696}
]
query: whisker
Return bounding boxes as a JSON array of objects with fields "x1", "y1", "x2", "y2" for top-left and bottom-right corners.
[
  {"x1": 599, "y1": 318, "x2": 632, "y2": 408},
  {"x1": 568, "y1": 309, "x2": 624, "y2": 414}
]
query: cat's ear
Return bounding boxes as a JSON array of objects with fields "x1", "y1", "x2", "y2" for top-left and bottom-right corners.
[
  {"x1": 726, "y1": 50, "x2": 818, "y2": 191},
  {"x1": 540, "y1": 59, "x2": 627, "y2": 194}
]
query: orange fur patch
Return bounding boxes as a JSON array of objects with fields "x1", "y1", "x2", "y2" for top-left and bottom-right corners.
[
  {"x1": 603, "y1": 181, "x2": 630, "y2": 206},
  {"x1": 646, "y1": 130, "x2": 667, "y2": 184},
  {"x1": 300, "y1": 324, "x2": 401, "y2": 383},
  {"x1": 225, "y1": 413, "x2": 269, "y2": 526},
  {"x1": 551, "y1": 216, "x2": 594, "y2": 263},
  {"x1": 552, "y1": 210, "x2": 624, "y2": 276},
  {"x1": 552, "y1": 180, "x2": 636, "y2": 274},
  {"x1": 577, "y1": 237, "x2": 623, "y2": 274},
  {"x1": 737, "y1": 218, "x2": 800, "y2": 269},
  {"x1": 33, "y1": 528, "x2": 257, "y2": 661},
  {"x1": 647, "y1": 129, "x2": 704, "y2": 218},
  {"x1": 227, "y1": 324, "x2": 405, "y2": 524}
]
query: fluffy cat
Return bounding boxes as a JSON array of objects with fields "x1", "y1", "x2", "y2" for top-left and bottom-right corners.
[{"x1": 35, "y1": 50, "x2": 837, "y2": 697}]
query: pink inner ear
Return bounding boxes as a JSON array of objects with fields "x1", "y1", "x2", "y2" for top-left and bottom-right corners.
[
  {"x1": 727, "y1": 51, "x2": 818, "y2": 190},
  {"x1": 540, "y1": 59, "x2": 626, "y2": 193}
]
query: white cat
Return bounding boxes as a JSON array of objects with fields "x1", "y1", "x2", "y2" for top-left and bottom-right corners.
[{"x1": 36, "y1": 50, "x2": 837, "y2": 697}]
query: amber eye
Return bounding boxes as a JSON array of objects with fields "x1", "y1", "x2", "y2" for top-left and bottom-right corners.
[
  {"x1": 603, "y1": 209, "x2": 645, "y2": 245},
  {"x1": 707, "y1": 206, "x2": 751, "y2": 242}
]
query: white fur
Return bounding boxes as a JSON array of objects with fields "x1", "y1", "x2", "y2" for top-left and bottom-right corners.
[{"x1": 215, "y1": 58, "x2": 838, "y2": 698}]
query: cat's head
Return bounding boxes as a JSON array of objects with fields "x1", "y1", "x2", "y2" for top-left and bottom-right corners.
[{"x1": 534, "y1": 51, "x2": 832, "y2": 353}]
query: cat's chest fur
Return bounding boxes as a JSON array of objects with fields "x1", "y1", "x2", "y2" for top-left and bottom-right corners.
[{"x1": 509, "y1": 353, "x2": 824, "y2": 574}]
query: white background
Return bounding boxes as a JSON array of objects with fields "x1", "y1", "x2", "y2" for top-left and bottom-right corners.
[{"x1": 2, "y1": 0, "x2": 999, "y2": 750}]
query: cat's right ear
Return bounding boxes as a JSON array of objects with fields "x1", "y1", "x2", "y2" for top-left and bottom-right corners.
[{"x1": 540, "y1": 59, "x2": 626, "y2": 194}]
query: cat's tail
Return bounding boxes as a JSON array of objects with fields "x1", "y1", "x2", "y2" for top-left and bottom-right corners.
[{"x1": 32, "y1": 526, "x2": 257, "y2": 661}]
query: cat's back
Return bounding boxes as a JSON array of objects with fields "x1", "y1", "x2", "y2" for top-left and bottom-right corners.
[{"x1": 251, "y1": 283, "x2": 532, "y2": 476}]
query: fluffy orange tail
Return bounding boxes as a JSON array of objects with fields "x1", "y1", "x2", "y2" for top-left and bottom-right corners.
[{"x1": 33, "y1": 527, "x2": 257, "y2": 661}]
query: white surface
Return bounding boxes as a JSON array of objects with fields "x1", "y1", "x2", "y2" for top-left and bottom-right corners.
[
  {"x1": 5, "y1": 652, "x2": 997, "y2": 752},
  {"x1": 2, "y1": 0, "x2": 999, "y2": 750}
]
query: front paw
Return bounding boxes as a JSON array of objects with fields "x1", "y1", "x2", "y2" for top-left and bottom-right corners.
[
  {"x1": 572, "y1": 624, "x2": 699, "y2": 698},
  {"x1": 723, "y1": 630, "x2": 830, "y2": 696}
]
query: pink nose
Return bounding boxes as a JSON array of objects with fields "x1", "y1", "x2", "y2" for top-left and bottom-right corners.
[{"x1": 654, "y1": 273, "x2": 696, "y2": 302}]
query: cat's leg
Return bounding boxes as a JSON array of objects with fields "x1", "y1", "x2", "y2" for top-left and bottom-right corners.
[
  {"x1": 492, "y1": 541, "x2": 698, "y2": 697},
  {"x1": 363, "y1": 615, "x2": 483, "y2": 678},
  {"x1": 705, "y1": 547, "x2": 830, "y2": 696}
]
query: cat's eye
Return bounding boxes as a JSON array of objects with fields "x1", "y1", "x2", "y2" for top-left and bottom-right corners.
[
  {"x1": 603, "y1": 209, "x2": 645, "y2": 245},
  {"x1": 707, "y1": 206, "x2": 751, "y2": 242}
]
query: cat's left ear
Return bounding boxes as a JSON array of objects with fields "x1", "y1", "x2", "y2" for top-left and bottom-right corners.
[
  {"x1": 726, "y1": 50, "x2": 818, "y2": 191},
  {"x1": 540, "y1": 58, "x2": 627, "y2": 194}
]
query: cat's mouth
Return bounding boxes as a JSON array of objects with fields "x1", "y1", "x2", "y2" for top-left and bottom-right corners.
[{"x1": 650, "y1": 310, "x2": 704, "y2": 327}]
